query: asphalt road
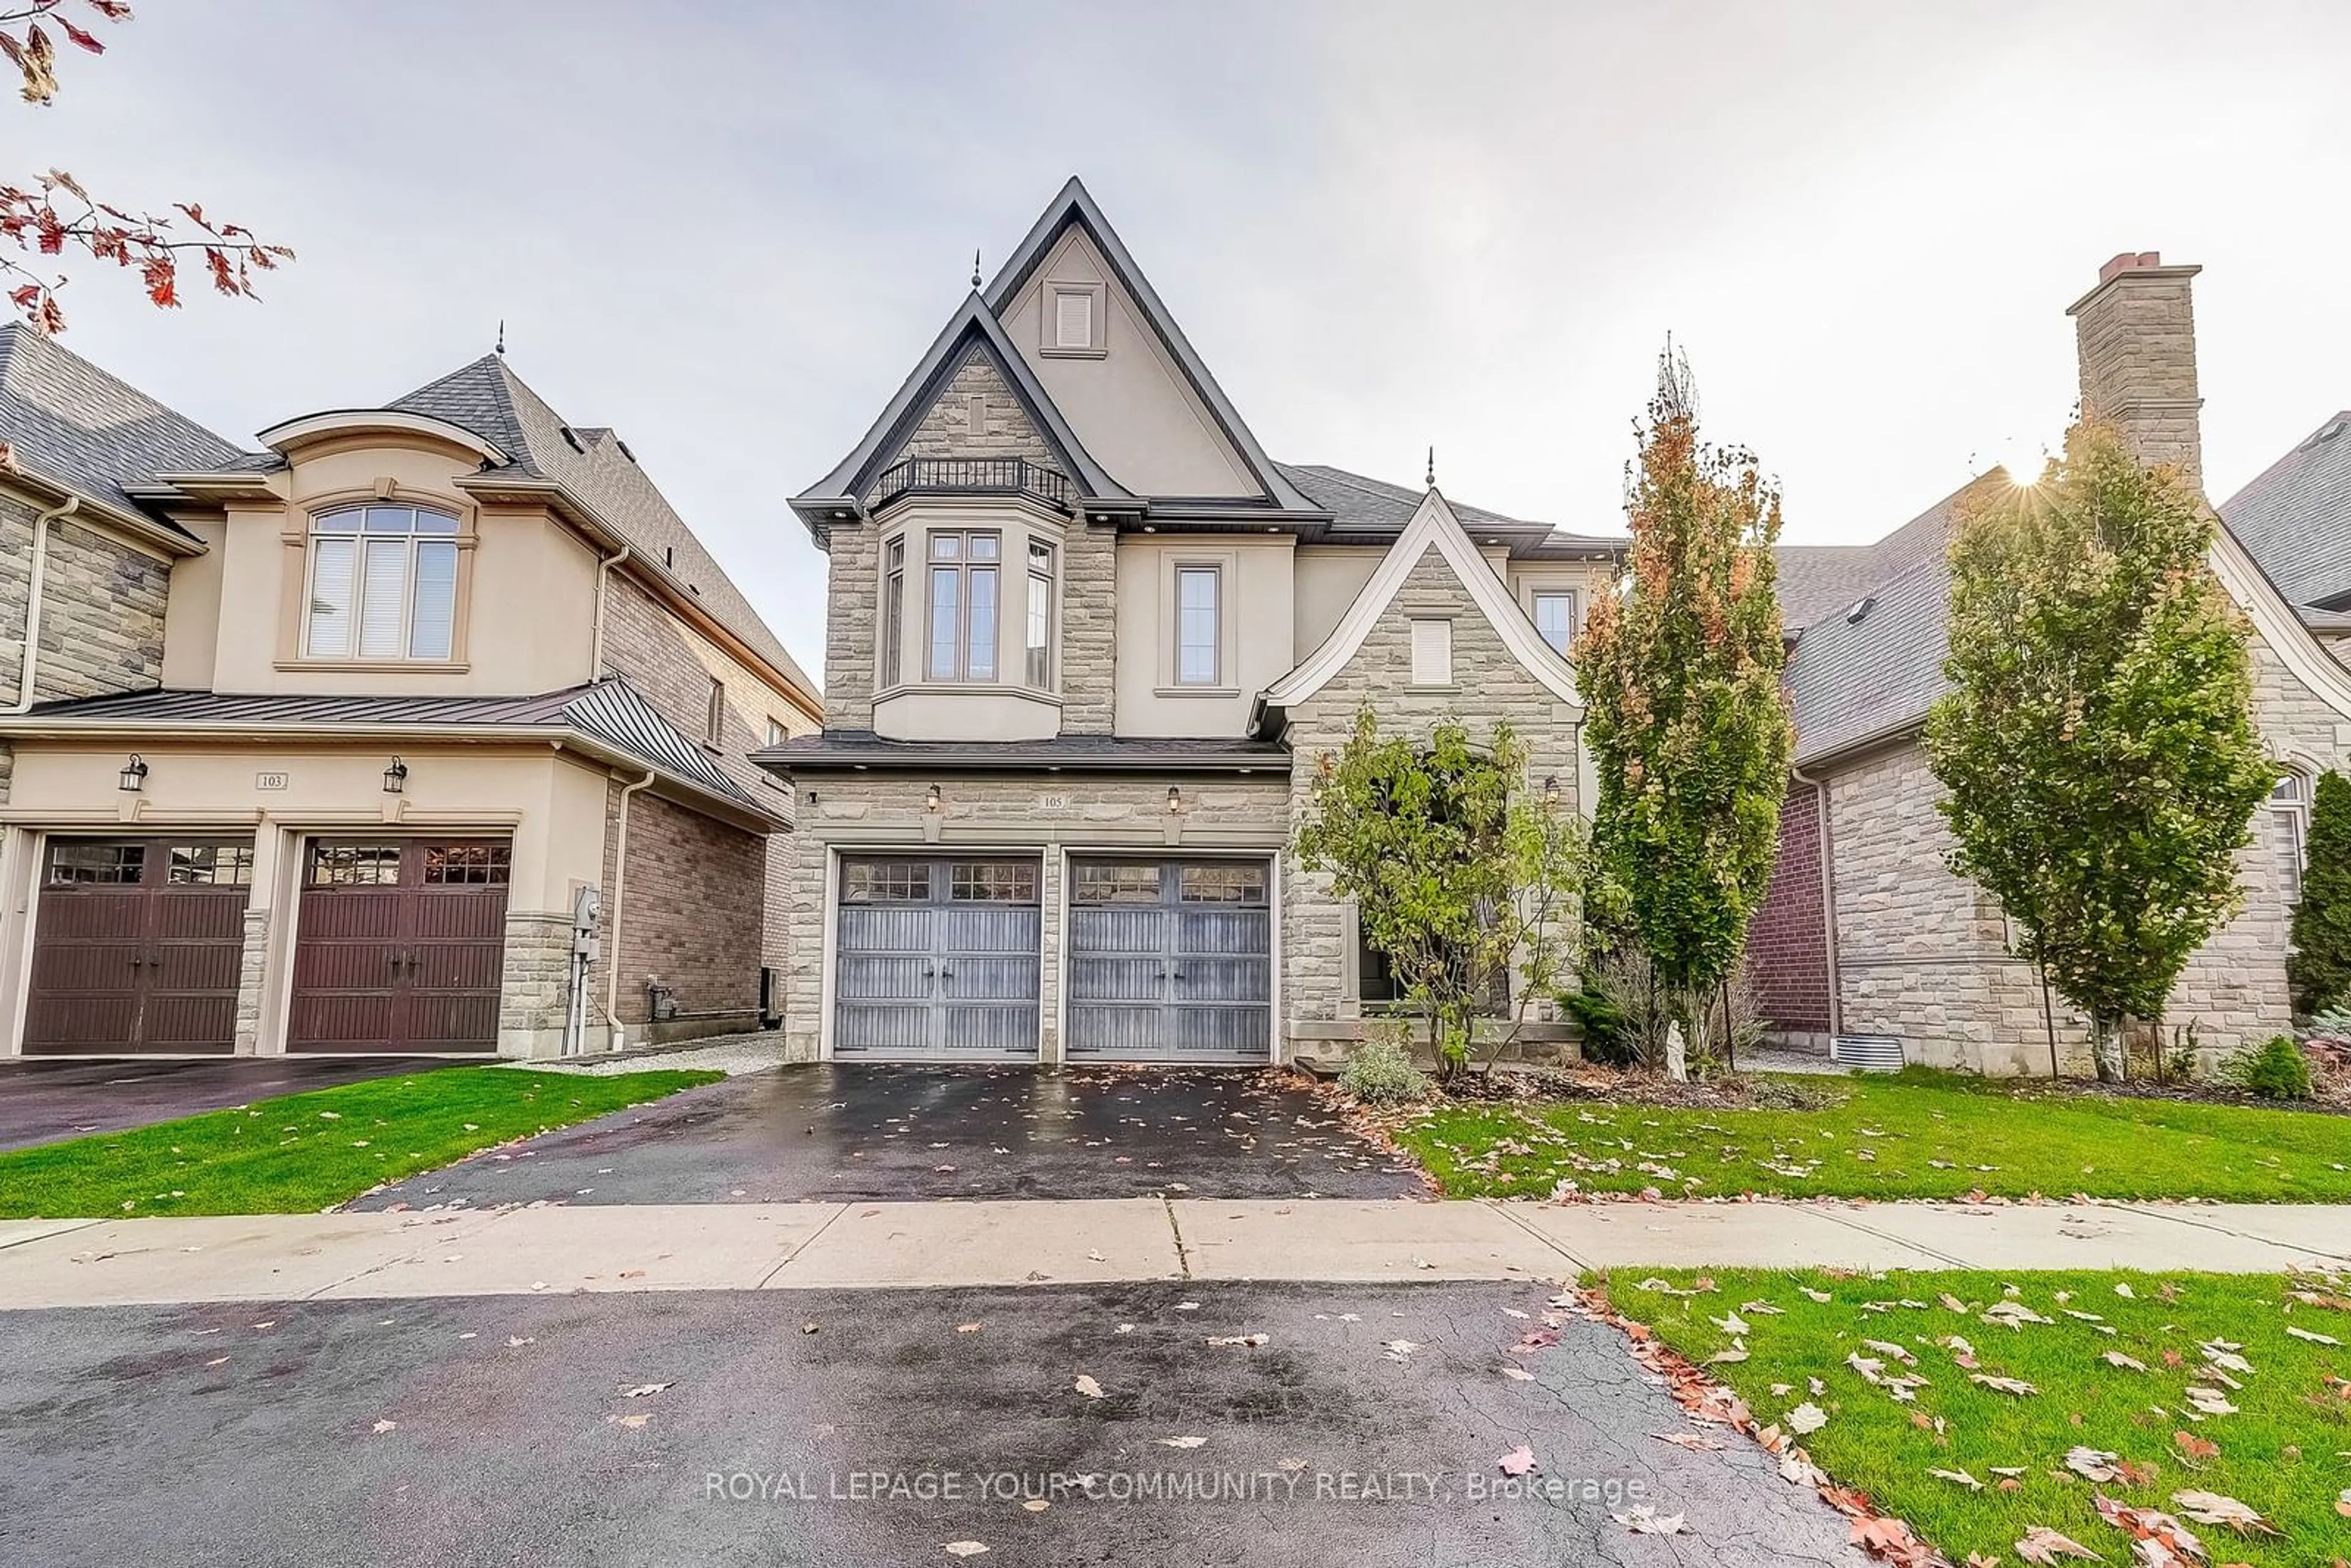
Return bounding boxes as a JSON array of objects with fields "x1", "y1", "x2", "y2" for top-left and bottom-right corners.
[
  {"x1": 0, "y1": 1056, "x2": 456, "y2": 1153},
  {"x1": 0, "y1": 1280, "x2": 1859, "y2": 1568},
  {"x1": 350, "y1": 1063, "x2": 1427, "y2": 1208}
]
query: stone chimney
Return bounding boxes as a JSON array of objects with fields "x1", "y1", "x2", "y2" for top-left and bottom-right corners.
[{"x1": 2066, "y1": 250, "x2": 2205, "y2": 493}]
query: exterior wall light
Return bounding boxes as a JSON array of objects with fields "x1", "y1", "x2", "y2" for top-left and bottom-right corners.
[
  {"x1": 1543, "y1": 774, "x2": 1561, "y2": 807},
  {"x1": 118, "y1": 754, "x2": 149, "y2": 793},
  {"x1": 383, "y1": 757, "x2": 409, "y2": 795},
  {"x1": 924, "y1": 782, "x2": 943, "y2": 814},
  {"x1": 1166, "y1": 785, "x2": 1183, "y2": 815}
]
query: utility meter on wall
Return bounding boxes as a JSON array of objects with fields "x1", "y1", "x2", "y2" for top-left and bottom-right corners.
[{"x1": 571, "y1": 884, "x2": 603, "y2": 964}]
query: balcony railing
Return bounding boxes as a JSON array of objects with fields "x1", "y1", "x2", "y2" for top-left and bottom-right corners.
[{"x1": 876, "y1": 457, "x2": 1071, "y2": 512}]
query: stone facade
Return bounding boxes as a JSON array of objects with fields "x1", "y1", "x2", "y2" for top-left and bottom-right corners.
[
  {"x1": 2069, "y1": 257, "x2": 2205, "y2": 492},
  {"x1": 883, "y1": 353, "x2": 1060, "y2": 472},
  {"x1": 233, "y1": 906, "x2": 271, "y2": 1056},
  {"x1": 1280, "y1": 549, "x2": 1586, "y2": 1053},
  {"x1": 0, "y1": 493, "x2": 170, "y2": 704},
  {"x1": 821, "y1": 518, "x2": 882, "y2": 729},
  {"x1": 1060, "y1": 520, "x2": 1117, "y2": 734},
  {"x1": 497, "y1": 909, "x2": 577, "y2": 1059},
  {"x1": 1746, "y1": 783, "x2": 1831, "y2": 1038},
  {"x1": 612, "y1": 790, "x2": 767, "y2": 1035}
]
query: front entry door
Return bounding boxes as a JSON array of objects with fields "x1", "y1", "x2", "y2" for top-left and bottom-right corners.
[
  {"x1": 288, "y1": 839, "x2": 510, "y2": 1053},
  {"x1": 1067, "y1": 858, "x2": 1272, "y2": 1063},
  {"x1": 22, "y1": 837, "x2": 254, "y2": 1055},
  {"x1": 832, "y1": 855, "x2": 1041, "y2": 1059}
]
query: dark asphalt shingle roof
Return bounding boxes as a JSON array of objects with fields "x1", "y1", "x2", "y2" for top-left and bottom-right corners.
[
  {"x1": 756, "y1": 730, "x2": 1289, "y2": 774},
  {"x1": 12, "y1": 678, "x2": 764, "y2": 812},
  {"x1": 0, "y1": 324, "x2": 251, "y2": 532},
  {"x1": 1273, "y1": 462, "x2": 1625, "y2": 551},
  {"x1": 2219, "y1": 410, "x2": 2351, "y2": 610},
  {"x1": 391, "y1": 355, "x2": 818, "y2": 700}
]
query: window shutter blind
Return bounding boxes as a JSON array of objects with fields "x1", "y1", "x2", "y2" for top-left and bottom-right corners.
[
  {"x1": 307, "y1": 538, "x2": 357, "y2": 656},
  {"x1": 1410, "y1": 618, "x2": 1453, "y2": 685},
  {"x1": 358, "y1": 538, "x2": 408, "y2": 657},
  {"x1": 1054, "y1": 290, "x2": 1092, "y2": 349}
]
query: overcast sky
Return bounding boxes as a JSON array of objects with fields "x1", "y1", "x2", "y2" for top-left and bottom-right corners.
[{"x1": 22, "y1": 1, "x2": 2351, "y2": 681}]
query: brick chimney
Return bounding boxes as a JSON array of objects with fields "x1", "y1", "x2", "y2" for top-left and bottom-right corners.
[{"x1": 2066, "y1": 251, "x2": 2205, "y2": 493}]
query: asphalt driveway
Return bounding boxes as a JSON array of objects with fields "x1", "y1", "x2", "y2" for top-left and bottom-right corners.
[
  {"x1": 0, "y1": 1056, "x2": 456, "y2": 1153},
  {"x1": 0, "y1": 1280, "x2": 1859, "y2": 1567},
  {"x1": 350, "y1": 1063, "x2": 1426, "y2": 1208}
]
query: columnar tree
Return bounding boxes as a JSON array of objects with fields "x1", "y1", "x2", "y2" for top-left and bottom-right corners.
[
  {"x1": 1925, "y1": 419, "x2": 2274, "y2": 1081},
  {"x1": 1575, "y1": 345, "x2": 1793, "y2": 1060},
  {"x1": 1294, "y1": 710, "x2": 1585, "y2": 1081},
  {"x1": 2288, "y1": 770, "x2": 2351, "y2": 1017}
]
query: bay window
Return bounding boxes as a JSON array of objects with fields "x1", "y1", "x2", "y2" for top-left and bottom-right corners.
[
  {"x1": 304, "y1": 504, "x2": 461, "y2": 661},
  {"x1": 1026, "y1": 539, "x2": 1055, "y2": 687},
  {"x1": 882, "y1": 536, "x2": 906, "y2": 688},
  {"x1": 926, "y1": 530, "x2": 999, "y2": 681}
]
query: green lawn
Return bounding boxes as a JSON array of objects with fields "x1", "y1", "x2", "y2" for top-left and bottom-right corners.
[
  {"x1": 1395, "y1": 1068, "x2": 2351, "y2": 1201},
  {"x1": 1607, "y1": 1267, "x2": 2351, "y2": 1568},
  {"x1": 0, "y1": 1067, "x2": 721, "y2": 1219}
]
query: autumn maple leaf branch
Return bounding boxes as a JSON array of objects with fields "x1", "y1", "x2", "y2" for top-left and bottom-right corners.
[{"x1": 1, "y1": 170, "x2": 294, "y2": 332}]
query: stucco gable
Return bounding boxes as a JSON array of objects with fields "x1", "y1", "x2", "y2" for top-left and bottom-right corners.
[{"x1": 1262, "y1": 487, "x2": 1580, "y2": 719}]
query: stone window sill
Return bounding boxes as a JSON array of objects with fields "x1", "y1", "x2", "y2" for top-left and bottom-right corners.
[
  {"x1": 1153, "y1": 686, "x2": 1241, "y2": 700},
  {"x1": 874, "y1": 680, "x2": 1063, "y2": 706}
]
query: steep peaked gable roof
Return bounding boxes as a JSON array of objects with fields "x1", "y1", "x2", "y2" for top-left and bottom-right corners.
[
  {"x1": 389, "y1": 354, "x2": 818, "y2": 703},
  {"x1": 1259, "y1": 486, "x2": 1581, "y2": 727},
  {"x1": 2219, "y1": 409, "x2": 2351, "y2": 610},
  {"x1": 983, "y1": 177, "x2": 1318, "y2": 514},
  {"x1": 795, "y1": 294, "x2": 1130, "y2": 519}
]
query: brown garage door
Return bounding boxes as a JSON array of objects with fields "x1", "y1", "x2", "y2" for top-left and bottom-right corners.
[
  {"x1": 288, "y1": 839, "x2": 511, "y2": 1054},
  {"x1": 23, "y1": 837, "x2": 254, "y2": 1056}
]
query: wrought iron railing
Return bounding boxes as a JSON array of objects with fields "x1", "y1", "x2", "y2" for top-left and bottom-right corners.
[{"x1": 876, "y1": 456, "x2": 1071, "y2": 511}]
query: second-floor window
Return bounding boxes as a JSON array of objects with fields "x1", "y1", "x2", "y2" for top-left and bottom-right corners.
[
  {"x1": 1176, "y1": 565, "x2": 1220, "y2": 685},
  {"x1": 1025, "y1": 540, "x2": 1055, "y2": 688},
  {"x1": 927, "y1": 531, "x2": 999, "y2": 681},
  {"x1": 882, "y1": 536, "x2": 906, "y2": 688},
  {"x1": 305, "y1": 504, "x2": 461, "y2": 661},
  {"x1": 1531, "y1": 589, "x2": 1578, "y2": 655}
]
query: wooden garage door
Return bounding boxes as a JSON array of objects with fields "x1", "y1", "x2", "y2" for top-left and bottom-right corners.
[
  {"x1": 287, "y1": 839, "x2": 510, "y2": 1054},
  {"x1": 23, "y1": 838, "x2": 254, "y2": 1056}
]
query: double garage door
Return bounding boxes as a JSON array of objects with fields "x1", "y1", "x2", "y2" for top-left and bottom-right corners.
[
  {"x1": 831, "y1": 853, "x2": 1271, "y2": 1063},
  {"x1": 21, "y1": 835, "x2": 509, "y2": 1056}
]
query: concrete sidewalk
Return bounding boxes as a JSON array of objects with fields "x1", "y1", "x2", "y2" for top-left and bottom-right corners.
[{"x1": 2, "y1": 1197, "x2": 2344, "y2": 1308}]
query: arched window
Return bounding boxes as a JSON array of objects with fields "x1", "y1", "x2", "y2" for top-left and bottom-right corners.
[
  {"x1": 304, "y1": 504, "x2": 461, "y2": 660},
  {"x1": 2273, "y1": 770, "x2": 2311, "y2": 902}
]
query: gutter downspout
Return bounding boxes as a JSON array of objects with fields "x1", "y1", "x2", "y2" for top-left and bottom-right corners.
[
  {"x1": 1788, "y1": 759, "x2": 1842, "y2": 1043},
  {"x1": 6, "y1": 495, "x2": 76, "y2": 714},
  {"x1": 590, "y1": 542, "x2": 632, "y2": 681},
  {"x1": 600, "y1": 769, "x2": 656, "y2": 1051}
]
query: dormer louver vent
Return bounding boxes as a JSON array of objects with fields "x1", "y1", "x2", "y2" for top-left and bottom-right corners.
[{"x1": 1845, "y1": 596, "x2": 1877, "y2": 625}]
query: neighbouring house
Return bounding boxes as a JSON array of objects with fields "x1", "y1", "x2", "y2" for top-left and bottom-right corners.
[
  {"x1": 0, "y1": 325, "x2": 820, "y2": 1059},
  {"x1": 759, "y1": 177, "x2": 1622, "y2": 1065},
  {"x1": 1749, "y1": 253, "x2": 2347, "y2": 1073}
]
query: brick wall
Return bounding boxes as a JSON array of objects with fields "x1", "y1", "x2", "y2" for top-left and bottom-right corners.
[
  {"x1": 0, "y1": 492, "x2": 169, "y2": 703},
  {"x1": 1747, "y1": 783, "x2": 1831, "y2": 1035},
  {"x1": 613, "y1": 790, "x2": 765, "y2": 1025}
]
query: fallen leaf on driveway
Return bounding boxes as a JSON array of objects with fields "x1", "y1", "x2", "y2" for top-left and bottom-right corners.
[
  {"x1": 2170, "y1": 1490, "x2": 2278, "y2": 1535},
  {"x1": 1786, "y1": 1402, "x2": 1828, "y2": 1434},
  {"x1": 2013, "y1": 1525, "x2": 2102, "y2": 1563},
  {"x1": 1174, "y1": 1302, "x2": 1200, "y2": 1312},
  {"x1": 1381, "y1": 1340, "x2": 1418, "y2": 1362},
  {"x1": 1073, "y1": 1375, "x2": 1104, "y2": 1399},
  {"x1": 1156, "y1": 1436, "x2": 1206, "y2": 1449},
  {"x1": 1779, "y1": 1452, "x2": 1826, "y2": 1487},
  {"x1": 1652, "y1": 1431, "x2": 1721, "y2": 1450},
  {"x1": 956, "y1": 1322, "x2": 981, "y2": 1334},
  {"x1": 609, "y1": 1413, "x2": 650, "y2": 1429},
  {"x1": 1496, "y1": 1444, "x2": 1539, "y2": 1476},
  {"x1": 1611, "y1": 1506, "x2": 1685, "y2": 1534},
  {"x1": 620, "y1": 1383, "x2": 672, "y2": 1398},
  {"x1": 1205, "y1": 1334, "x2": 1268, "y2": 1348},
  {"x1": 1852, "y1": 1514, "x2": 1935, "y2": 1562},
  {"x1": 370, "y1": 1419, "x2": 397, "y2": 1435},
  {"x1": 1499, "y1": 1367, "x2": 1535, "y2": 1381},
  {"x1": 943, "y1": 1544, "x2": 988, "y2": 1558}
]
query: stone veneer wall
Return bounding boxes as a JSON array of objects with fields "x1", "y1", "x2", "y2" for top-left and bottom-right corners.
[
  {"x1": 1746, "y1": 783, "x2": 1831, "y2": 1040},
  {"x1": 497, "y1": 910, "x2": 577, "y2": 1059},
  {"x1": 0, "y1": 493, "x2": 169, "y2": 703},
  {"x1": 1278, "y1": 549, "x2": 1586, "y2": 1057},
  {"x1": 1059, "y1": 521, "x2": 1117, "y2": 734},
  {"x1": 778, "y1": 773, "x2": 1291, "y2": 1061}
]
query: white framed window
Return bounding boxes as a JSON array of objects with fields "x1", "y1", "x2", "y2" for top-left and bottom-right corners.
[
  {"x1": 304, "y1": 504, "x2": 461, "y2": 660},
  {"x1": 926, "y1": 531, "x2": 1000, "y2": 681},
  {"x1": 2274, "y1": 771, "x2": 2311, "y2": 902},
  {"x1": 1175, "y1": 565, "x2": 1221, "y2": 685},
  {"x1": 1025, "y1": 539, "x2": 1056, "y2": 688},
  {"x1": 1410, "y1": 618, "x2": 1453, "y2": 685},
  {"x1": 1530, "y1": 588, "x2": 1578, "y2": 655},
  {"x1": 765, "y1": 716, "x2": 787, "y2": 747},
  {"x1": 881, "y1": 536, "x2": 906, "y2": 688},
  {"x1": 1043, "y1": 280, "x2": 1106, "y2": 356}
]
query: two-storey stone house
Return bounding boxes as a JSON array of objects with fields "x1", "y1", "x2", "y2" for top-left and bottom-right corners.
[
  {"x1": 0, "y1": 324, "x2": 819, "y2": 1059},
  {"x1": 760, "y1": 179, "x2": 1622, "y2": 1065},
  {"x1": 1749, "y1": 253, "x2": 2351, "y2": 1072}
]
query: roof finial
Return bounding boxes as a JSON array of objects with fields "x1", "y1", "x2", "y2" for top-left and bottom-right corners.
[
  {"x1": 971, "y1": 249, "x2": 982, "y2": 290},
  {"x1": 495, "y1": 319, "x2": 506, "y2": 357},
  {"x1": 1425, "y1": 445, "x2": 1435, "y2": 488}
]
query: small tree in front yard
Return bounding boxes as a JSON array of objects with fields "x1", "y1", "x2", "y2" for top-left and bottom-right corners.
[
  {"x1": 2288, "y1": 769, "x2": 2351, "y2": 1016},
  {"x1": 1292, "y1": 709, "x2": 1585, "y2": 1081},
  {"x1": 1925, "y1": 419, "x2": 2274, "y2": 1082},
  {"x1": 1575, "y1": 343, "x2": 1793, "y2": 1062}
]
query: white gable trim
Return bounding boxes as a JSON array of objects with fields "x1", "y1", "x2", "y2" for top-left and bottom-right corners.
[
  {"x1": 1262, "y1": 488, "x2": 1582, "y2": 710},
  {"x1": 2209, "y1": 524, "x2": 2351, "y2": 724}
]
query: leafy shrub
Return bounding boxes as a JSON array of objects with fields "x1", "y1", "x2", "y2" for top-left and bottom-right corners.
[
  {"x1": 1338, "y1": 1036, "x2": 1430, "y2": 1105},
  {"x1": 1562, "y1": 978, "x2": 1636, "y2": 1067},
  {"x1": 2308, "y1": 1005, "x2": 2351, "y2": 1041},
  {"x1": 2225, "y1": 1035, "x2": 2312, "y2": 1101},
  {"x1": 2289, "y1": 770, "x2": 2351, "y2": 1016}
]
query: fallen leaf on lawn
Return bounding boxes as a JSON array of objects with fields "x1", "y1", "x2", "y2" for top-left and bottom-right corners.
[
  {"x1": 1931, "y1": 1468, "x2": 1985, "y2": 1490},
  {"x1": 1499, "y1": 1367, "x2": 1535, "y2": 1381},
  {"x1": 1939, "y1": 1292, "x2": 1971, "y2": 1312},
  {"x1": 1610, "y1": 1506, "x2": 1685, "y2": 1534},
  {"x1": 2093, "y1": 1495, "x2": 2208, "y2": 1564},
  {"x1": 620, "y1": 1383, "x2": 671, "y2": 1398},
  {"x1": 1496, "y1": 1444, "x2": 1539, "y2": 1476},
  {"x1": 1741, "y1": 1299, "x2": 1786, "y2": 1316},
  {"x1": 1711, "y1": 1311, "x2": 1752, "y2": 1335},
  {"x1": 1205, "y1": 1333, "x2": 1268, "y2": 1348},
  {"x1": 1972, "y1": 1374, "x2": 2039, "y2": 1396},
  {"x1": 2103, "y1": 1351, "x2": 2150, "y2": 1372},
  {"x1": 1984, "y1": 1300, "x2": 2055, "y2": 1329},
  {"x1": 1779, "y1": 1452, "x2": 1827, "y2": 1487},
  {"x1": 1707, "y1": 1341, "x2": 1750, "y2": 1364},
  {"x1": 2066, "y1": 1447, "x2": 2124, "y2": 1482},
  {"x1": 1652, "y1": 1431, "x2": 1721, "y2": 1450},
  {"x1": 610, "y1": 1412, "x2": 650, "y2": 1429},
  {"x1": 2336, "y1": 1486, "x2": 2350, "y2": 1518},
  {"x1": 2014, "y1": 1525, "x2": 2103, "y2": 1564},
  {"x1": 1852, "y1": 1515, "x2": 1933, "y2": 1561},
  {"x1": 2286, "y1": 1325, "x2": 2342, "y2": 1345},
  {"x1": 2170, "y1": 1491, "x2": 2278, "y2": 1536},
  {"x1": 2183, "y1": 1387, "x2": 2237, "y2": 1416},
  {"x1": 2200, "y1": 1342, "x2": 2252, "y2": 1376},
  {"x1": 1800, "y1": 1286, "x2": 1833, "y2": 1303},
  {"x1": 2172, "y1": 1431, "x2": 2218, "y2": 1465},
  {"x1": 1073, "y1": 1375, "x2": 1104, "y2": 1399},
  {"x1": 370, "y1": 1419, "x2": 397, "y2": 1435},
  {"x1": 1864, "y1": 1338, "x2": 1919, "y2": 1365},
  {"x1": 1156, "y1": 1436, "x2": 1206, "y2": 1449},
  {"x1": 1786, "y1": 1402, "x2": 1829, "y2": 1434},
  {"x1": 944, "y1": 1544, "x2": 988, "y2": 1559}
]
